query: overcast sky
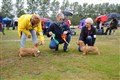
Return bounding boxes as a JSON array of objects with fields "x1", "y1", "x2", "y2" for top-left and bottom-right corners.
[
  {"x1": 0, "y1": 0, "x2": 120, "y2": 8},
  {"x1": 59, "y1": 0, "x2": 120, "y2": 4}
]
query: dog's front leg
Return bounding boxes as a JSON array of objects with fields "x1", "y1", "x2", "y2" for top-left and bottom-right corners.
[
  {"x1": 18, "y1": 53, "x2": 22, "y2": 57},
  {"x1": 83, "y1": 51, "x2": 86, "y2": 55},
  {"x1": 34, "y1": 52, "x2": 38, "y2": 57}
]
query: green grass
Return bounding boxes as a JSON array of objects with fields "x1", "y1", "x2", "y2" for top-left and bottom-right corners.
[{"x1": 0, "y1": 28, "x2": 120, "y2": 80}]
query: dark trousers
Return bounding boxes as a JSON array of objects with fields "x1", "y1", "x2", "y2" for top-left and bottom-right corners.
[{"x1": 105, "y1": 27, "x2": 117, "y2": 35}]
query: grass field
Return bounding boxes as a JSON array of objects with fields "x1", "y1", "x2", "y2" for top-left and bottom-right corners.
[{"x1": 0, "y1": 28, "x2": 120, "y2": 80}]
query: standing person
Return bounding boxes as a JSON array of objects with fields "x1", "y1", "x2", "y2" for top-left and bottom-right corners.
[
  {"x1": 0, "y1": 22, "x2": 5, "y2": 35},
  {"x1": 64, "y1": 16, "x2": 71, "y2": 27},
  {"x1": 105, "y1": 18, "x2": 118, "y2": 35},
  {"x1": 78, "y1": 18, "x2": 96, "y2": 51},
  {"x1": 96, "y1": 18, "x2": 101, "y2": 29},
  {"x1": 13, "y1": 21, "x2": 18, "y2": 30},
  {"x1": 47, "y1": 13, "x2": 71, "y2": 52},
  {"x1": 18, "y1": 14, "x2": 44, "y2": 48}
]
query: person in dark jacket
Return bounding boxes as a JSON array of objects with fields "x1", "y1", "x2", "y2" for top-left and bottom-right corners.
[
  {"x1": 78, "y1": 18, "x2": 96, "y2": 51},
  {"x1": 47, "y1": 13, "x2": 71, "y2": 52},
  {"x1": 105, "y1": 18, "x2": 118, "y2": 35}
]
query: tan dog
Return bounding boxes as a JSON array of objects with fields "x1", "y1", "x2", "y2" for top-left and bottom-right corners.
[
  {"x1": 77, "y1": 40, "x2": 100, "y2": 55},
  {"x1": 18, "y1": 42, "x2": 41, "y2": 57}
]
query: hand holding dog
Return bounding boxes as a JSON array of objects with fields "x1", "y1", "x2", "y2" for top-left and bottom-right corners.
[
  {"x1": 49, "y1": 31, "x2": 53, "y2": 36},
  {"x1": 41, "y1": 40, "x2": 44, "y2": 45}
]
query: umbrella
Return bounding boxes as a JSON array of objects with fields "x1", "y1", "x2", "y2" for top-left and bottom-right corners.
[
  {"x1": 104, "y1": 21, "x2": 111, "y2": 25},
  {"x1": 62, "y1": 11, "x2": 73, "y2": 16},
  {"x1": 78, "y1": 19, "x2": 86, "y2": 29},
  {"x1": 107, "y1": 13, "x2": 120, "y2": 18},
  {"x1": 41, "y1": 18, "x2": 50, "y2": 22},
  {"x1": 95, "y1": 15, "x2": 108, "y2": 22}
]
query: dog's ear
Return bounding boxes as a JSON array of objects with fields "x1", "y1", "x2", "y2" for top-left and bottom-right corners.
[
  {"x1": 79, "y1": 40, "x2": 84, "y2": 46},
  {"x1": 37, "y1": 41, "x2": 41, "y2": 45},
  {"x1": 81, "y1": 41, "x2": 85, "y2": 46},
  {"x1": 34, "y1": 42, "x2": 41, "y2": 47},
  {"x1": 76, "y1": 40, "x2": 80, "y2": 45}
]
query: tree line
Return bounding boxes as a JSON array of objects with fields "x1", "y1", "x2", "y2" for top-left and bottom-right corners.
[{"x1": 0, "y1": 0, "x2": 120, "y2": 25}]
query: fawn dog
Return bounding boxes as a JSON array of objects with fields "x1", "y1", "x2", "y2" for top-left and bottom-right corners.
[
  {"x1": 18, "y1": 42, "x2": 41, "y2": 57},
  {"x1": 77, "y1": 40, "x2": 100, "y2": 55}
]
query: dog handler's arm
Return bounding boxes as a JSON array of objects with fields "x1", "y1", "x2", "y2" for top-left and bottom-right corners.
[
  {"x1": 18, "y1": 19, "x2": 31, "y2": 38},
  {"x1": 36, "y1": 22, "x2": 44, "y2": 45},
  {"x1": 93, "y1": 27, "x2": 96, "y2": 45}
]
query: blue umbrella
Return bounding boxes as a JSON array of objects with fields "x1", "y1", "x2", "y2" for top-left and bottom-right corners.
[{"x1": 107, "y1": 13, "x2": 120, "y2": 18}]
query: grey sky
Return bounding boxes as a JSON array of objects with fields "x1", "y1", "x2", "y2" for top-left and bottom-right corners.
[{"x1": 0, "y1": 0, "x2": 120, "y2": 9}]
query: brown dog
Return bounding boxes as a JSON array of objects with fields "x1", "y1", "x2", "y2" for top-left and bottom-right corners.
[
  {"x1": 18, "y1": 42, "x2": 41, "y2": 57},
  {"x1": 77, "y1": 40, "x2": 100, "y2": 55}
]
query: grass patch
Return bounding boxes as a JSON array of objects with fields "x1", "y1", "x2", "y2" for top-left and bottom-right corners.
[{"x1": 0, "y1": 28, "x2": 120, "y2": 80}]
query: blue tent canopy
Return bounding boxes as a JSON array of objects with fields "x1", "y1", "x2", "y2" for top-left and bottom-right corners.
[
  {"x1": 3, "y1": 17, "x2": 11, "y2": 22},
  {"x1": 2, "y1": 17, "x2": 12, "y2": 25}
]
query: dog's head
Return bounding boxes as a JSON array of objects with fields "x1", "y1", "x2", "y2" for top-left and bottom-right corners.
[
  {"x1": 34, "y1": 42, "x2": 41, "y2": 47},
  {"x1": 76, "y1": 40, "x2": 85, "y2": 46}
]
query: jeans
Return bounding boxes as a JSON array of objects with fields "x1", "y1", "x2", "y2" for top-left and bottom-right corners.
[
  {"x1": 20, "y1": 30, "x2": 37, "y2": 48},
  {"x1": 86, "y1": 36, "x2": 93, "y2": 46},
  {"x1": 49, "y1": 34, "x2": 71, "y2": 50}
]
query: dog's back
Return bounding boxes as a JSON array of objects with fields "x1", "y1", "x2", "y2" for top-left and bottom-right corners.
[
  {"x1": 84, "y1": 46, "x2": 100, "y2": 55},
  {"x1": 18, "y1": 42, "x2": 41, "y2": 57},
  {"x1": 18, "y1": 48, "x2": 36, "y2": 57}
]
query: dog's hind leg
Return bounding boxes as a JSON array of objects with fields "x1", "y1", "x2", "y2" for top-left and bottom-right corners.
[
  {"x1": 97, "y1": 51, "x2": 100, "y2": 55},
  {"x1": 95, "y1": 48, "x2": 100, "y2": 55}
]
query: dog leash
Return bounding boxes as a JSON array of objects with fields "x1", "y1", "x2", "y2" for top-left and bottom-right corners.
[
  {"x1": 52, "y1": 34, "x2": 59, "y2": 44},
  {"x1": 61, "y1": 34, "x2": 71, "y2": 46}
]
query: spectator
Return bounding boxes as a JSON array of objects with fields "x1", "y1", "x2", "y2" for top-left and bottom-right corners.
[
  {"x1": 105, "y1": 18, "x2": 118, "y2": 35},
  {"x1": 64, "y1": 16, "x2": 71, "y2": 27}
]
